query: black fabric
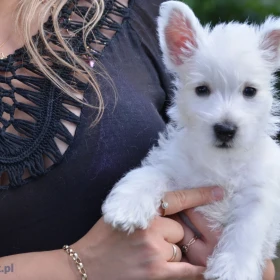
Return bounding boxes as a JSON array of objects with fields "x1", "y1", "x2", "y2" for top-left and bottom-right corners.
[{"x1": 0, "y1": 0, "x2": 172, "y2": 257}]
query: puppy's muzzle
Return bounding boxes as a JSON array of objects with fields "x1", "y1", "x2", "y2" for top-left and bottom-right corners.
[{"x1": 214, "y1": 122, "x2": 237, "y2": 143}]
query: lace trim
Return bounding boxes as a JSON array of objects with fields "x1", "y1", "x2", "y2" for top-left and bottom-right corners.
[
  {"x1": 0, "y1": 0, "x2": 129, "y2": 189},
  {"x1": 56, "y1": 0, "x2": 130, "y2": 58}
]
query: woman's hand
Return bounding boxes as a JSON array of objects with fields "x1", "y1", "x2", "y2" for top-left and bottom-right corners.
[
  {"x1": 72, "y1": 187, "x2": 223, "y2": 280},
  {"x1": 173, "y1": 209, "x2": 222, "y2": 267},
  {"x1": 171, "y1": 199, "x2": 275, "y2": 280}
]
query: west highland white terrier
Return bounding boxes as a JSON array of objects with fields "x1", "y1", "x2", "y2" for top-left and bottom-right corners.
[{"x1": 102, "y1": 1, "x2": 280, "y2": 279}]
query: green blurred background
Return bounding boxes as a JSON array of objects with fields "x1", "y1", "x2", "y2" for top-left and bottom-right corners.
[
  {"x1": 180, "y1": 0, "x2": 280, "y2": 278},
  {"x1": 182, "y1": 0, "x2": 280, "y2": 24}
]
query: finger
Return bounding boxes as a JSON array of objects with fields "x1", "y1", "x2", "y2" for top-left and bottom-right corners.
[
  {"x1": 172, "y1": 214, "x2": 207, "y2": 266},
  {"x1": 162, "y1": 243, "x2": 182, "y2": 263},
  {"x1": 164, "y1": 262, "x2": 205, "y2": 280},
  {"x1": 183, "y1": 209, "x2": 222, "y2": 245},
  {"x1": 152, "y1": 216, "x2": 184, "y2": 244},
  {"x1": 161, "y1": 187, "x2": 224, "y2": 216},
  {"x1": 263, "y1": 260, "x2": 275, "y2": 280}
]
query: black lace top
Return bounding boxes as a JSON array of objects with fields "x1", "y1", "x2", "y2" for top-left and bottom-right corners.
[
  {"x1": 0, "y1": 0, "x2": 128, "y2": 189},
  {"x1": 0, "y1": 0, "x2": 172, "y2": 257}
]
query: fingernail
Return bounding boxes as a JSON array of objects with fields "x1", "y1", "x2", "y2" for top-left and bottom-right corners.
[{"x1": 212, "y1": 187, "x2": 224, "y2": 200}]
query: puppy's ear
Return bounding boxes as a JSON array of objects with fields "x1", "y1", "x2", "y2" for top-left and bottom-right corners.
[
  {"x1": 158, "y1": 1, "x2": 203, "y2": 71},
  {"x1": 260, "y1": 17, "x2": 280, "y2": 70}
]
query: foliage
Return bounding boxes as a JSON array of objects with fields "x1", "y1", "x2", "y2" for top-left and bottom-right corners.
[{"x1": 182, "y1": 0, "x2": 280, "y2": 24}]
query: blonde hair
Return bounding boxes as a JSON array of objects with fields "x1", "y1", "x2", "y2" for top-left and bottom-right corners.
[{"x1": 16, "y1": 0, "x2": 106, "y2": 124}]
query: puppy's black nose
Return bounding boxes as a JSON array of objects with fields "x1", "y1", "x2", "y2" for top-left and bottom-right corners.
[{"x1": 214, "y1": 123, "x2": 237, "y2": 142}]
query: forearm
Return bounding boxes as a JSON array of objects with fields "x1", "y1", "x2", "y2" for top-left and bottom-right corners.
[{"x1": 0, "y1": 249, "x2": 79, "y2": 280}]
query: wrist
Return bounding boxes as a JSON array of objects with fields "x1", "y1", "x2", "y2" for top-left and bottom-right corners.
[
  {"x1": 71, "y1": 237, "x2": 93, "y2": 273},
  {"x1": 70, "y1": 236, "x2": 99, "y2": 280},
  {"x1": 53, "y1": 248, "x2": 82, "y2": 280},
  {"x1": 63, "y1": 245, "x2": 88, "y2": 280}
]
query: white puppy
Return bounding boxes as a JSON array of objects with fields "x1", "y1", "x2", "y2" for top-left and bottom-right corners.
[{"x1": 102, "y1": 1, "x2": 280, "y2": 279}]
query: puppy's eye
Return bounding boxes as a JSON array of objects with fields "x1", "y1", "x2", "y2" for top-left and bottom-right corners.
[
  {"x1": 243, "y1": 87, "x2": 257, "y2": 98},
  {"x1": 195, "y1": 86, "x2": 211, "y2": 97}
]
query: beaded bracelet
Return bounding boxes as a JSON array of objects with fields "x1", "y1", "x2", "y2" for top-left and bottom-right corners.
[{"x1": 63, "y1": 245, "x2": 88, "y2": 280}]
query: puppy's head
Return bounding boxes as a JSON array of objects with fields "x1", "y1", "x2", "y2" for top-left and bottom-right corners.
[{"x1": 158, "y1": 1, "x2": 280, "y2": 150}]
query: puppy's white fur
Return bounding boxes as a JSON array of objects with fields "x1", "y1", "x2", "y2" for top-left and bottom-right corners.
[{"x1": 102, "y1": 1, "x2": 280, "y2": 279}]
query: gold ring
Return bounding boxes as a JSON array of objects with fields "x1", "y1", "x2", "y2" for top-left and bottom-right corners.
[
  {"x1": 168, "y1": 244, "x2": 177, "y2": 262},
  {"x1": 160, "y1": 199, "x2": 169, "y2": 216},
  {"x1": 181, "y1": 236, "x2": 198, "y2": 254}
]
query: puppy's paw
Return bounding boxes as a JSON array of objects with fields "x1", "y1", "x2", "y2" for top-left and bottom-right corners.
[
  {"x1": 205, "y1": 253, "x2": 261, "y2": 280},
  {"x1": 102, "y1": 185, "x2": 159, "y2": 233}
]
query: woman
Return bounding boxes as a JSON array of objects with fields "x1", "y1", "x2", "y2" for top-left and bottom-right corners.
[{"x1": 0, "y1": 0, "x2": 275, "y2": 279}]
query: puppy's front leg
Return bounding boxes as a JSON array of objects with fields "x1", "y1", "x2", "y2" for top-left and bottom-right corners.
[
  {"x1": 102, "y1": 165, "x2": 170, "y2": 233},
  {"x1": 205, "y1": 187, "x2": 271, "y2": 280}
]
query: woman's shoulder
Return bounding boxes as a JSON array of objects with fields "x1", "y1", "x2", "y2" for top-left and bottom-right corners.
[
  {"x1": 128, "y1": 0, "x2": 169, "y2": 49},
  {"x1": 129, "y1": 0, "x2": 168, "y2": 29},
  {"x1": 131, "y1": 0, "x2": 168, "y2": 13}
]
